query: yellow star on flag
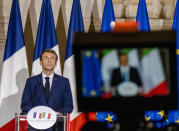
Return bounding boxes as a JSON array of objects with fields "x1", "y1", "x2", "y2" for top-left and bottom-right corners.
[
  {"x1": 157, "y1": 110, "x2": 164, "y2": 118},
  {"x1": 176, "y1": 49, "x2": 179, "y2": 55},
  {"x1": 175, "y1": 117, "x2": 179, "y2": 124},
  {"x1": 85, "y1": 51, "x2": 92, "y2": 57},
  {"x1": 90, "y1": 90, "x2": 96, "y2": 96},
  {"x1": 105, "y1": 114, "x2": 113, "y2": 122},
  {"x1": 145, "y1": 115, "x2": 151, "y2": 121}
]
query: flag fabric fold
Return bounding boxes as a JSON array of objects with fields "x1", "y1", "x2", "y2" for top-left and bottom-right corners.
[
  {"x1": 101, "y1": 0, "x2": 115, "y2": 32},
  {"x1": 136, "y1": 0, "x2": 150, "y2": 31},
  {"x1": 140, "y1": 48, "x2": 168, "y2": 97},
  {"x1": 0, "y1": 0, "x2": 29, "y2": 128},
  {"x1": 63, "y1": 0, "x2": 85, "y2": 130},
  {"x1": 32, "y1": 0, "x2": 61, "y2": 75}
]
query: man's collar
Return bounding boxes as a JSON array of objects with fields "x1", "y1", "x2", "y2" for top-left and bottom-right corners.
[{"x1": 42, "y1": 72, "x2": 54, "y2": 79}]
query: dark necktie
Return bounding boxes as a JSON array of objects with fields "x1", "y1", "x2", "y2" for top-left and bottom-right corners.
[{"x1": 45, "y1": 77, "x2": 50, "y2": 101}]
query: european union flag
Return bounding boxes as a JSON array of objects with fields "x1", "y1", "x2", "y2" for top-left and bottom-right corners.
[
  {"x1": 96, "y1": 112, "x2": 117, "y2": 122},
  {"x1": 154, "y1": 110, "x2": 179, "y2": 127},
  {"x1": 82, "y1": 50, "x2": 103, "y2": 97},
  {"x1": 145, "y1": 110, "x2": 165, "y2": 121},
  {"x1": 167, "y1": 110, "x2": 179, "y2": 125}
]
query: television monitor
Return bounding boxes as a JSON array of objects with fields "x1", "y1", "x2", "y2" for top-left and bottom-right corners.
[{"x1": 73, "y1": 31, "x2": 177, "y2": 113}]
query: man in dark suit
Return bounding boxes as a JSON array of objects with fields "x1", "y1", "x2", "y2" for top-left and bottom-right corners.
[
  {"x1": 21, "y1": 49, "x2": 73, "y2": 130},
  {"x1": 110, "y1": 52, "x2": 142, "y2": 96}
]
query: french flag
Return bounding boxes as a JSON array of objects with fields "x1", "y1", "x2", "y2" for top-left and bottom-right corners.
[
  {"x1": 63, "y1": 0, "x2": 86, "y2": 130},
  {"x1": 32, "y1": 0, "x2": 61, "y2": 76},
  {"x1": 0, "y1": 0, "x2": 29, "y2": 129}
]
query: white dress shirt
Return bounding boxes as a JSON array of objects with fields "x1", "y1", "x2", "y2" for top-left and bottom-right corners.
[
  {"x1": 42, "y1": 72, "x2": 54, "y2": 91},
  {"x1": 120, "y1": 66, "x2": 130, "y2": 81}
]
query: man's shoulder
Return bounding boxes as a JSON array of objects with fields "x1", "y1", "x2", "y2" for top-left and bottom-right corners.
[
  {"x1": 130, "y1": 67, "x2": 138, "y2": 71},
  {"x1": 27, "y1": 74, "x2": 41, "y2": 81},
  {"x1": 27, "y1": 73, "x2": 69, "y2": 81},
  {"x1": 54, "y1": 73, "x2": 69, "y2": 81},
  {"x1": 112, "y1": 67, "x2": 121, "y2": 72}
]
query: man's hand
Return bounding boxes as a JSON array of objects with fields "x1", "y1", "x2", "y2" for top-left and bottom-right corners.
[
  {"x1": 111, "y1": 88, "x2": 117, "y2": 96},
  {"x1": 138, "y1": 87, "x2": 144, "y2": 96}
]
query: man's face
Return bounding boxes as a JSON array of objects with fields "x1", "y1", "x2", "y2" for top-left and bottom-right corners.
[
  {"x1": 40, "y1": 52, "x2": 57, "y2": 72},
  {"x1": 119, "y1": 54, "x2": 128, "y2": 66}
]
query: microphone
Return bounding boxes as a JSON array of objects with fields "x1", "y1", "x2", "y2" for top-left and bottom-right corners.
[{"x1": 34, "y1": 83, "x2": 41, "y2": 90}]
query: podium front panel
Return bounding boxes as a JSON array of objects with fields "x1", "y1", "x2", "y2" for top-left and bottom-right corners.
[{"x1": 15, "y1": 114, "x2": 69, "y2": 131}]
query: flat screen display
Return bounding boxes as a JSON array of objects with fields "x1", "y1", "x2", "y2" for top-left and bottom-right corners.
[
  {"x1": 80, "y1": 48, "x2": 171, "y2": 98},
  {"x1": 73, "y1": 31, "x2": 177, "y2": 112}
]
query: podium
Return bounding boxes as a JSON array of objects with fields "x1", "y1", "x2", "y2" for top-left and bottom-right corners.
[{"x1": 15, "y1": 113, "x2": 69, "y2": 131}]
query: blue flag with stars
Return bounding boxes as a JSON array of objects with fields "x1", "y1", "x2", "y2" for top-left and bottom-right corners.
[
  {"x1": 82, "y1": 50, "x2": 103, "y2": 97},
  {"x1": 145, "y1": 110, "x2": 165, "y2": 121},
  {"x1": 96, "y1": 112, "x2": 117, "y2": 122}
]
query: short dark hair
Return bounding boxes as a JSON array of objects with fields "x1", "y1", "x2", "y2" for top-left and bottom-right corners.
[{"x1": 40, "y1": 49, "x2": 58, "y2": 61}]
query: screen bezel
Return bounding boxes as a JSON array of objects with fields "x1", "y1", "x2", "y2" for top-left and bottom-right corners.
[{"x1": 73, "y1": 31, "x2": 177, "y2": 113}]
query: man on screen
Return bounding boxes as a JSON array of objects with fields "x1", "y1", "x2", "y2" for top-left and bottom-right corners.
[
  {"x1": 110, "y1": 52, "x2": 143, "y2": 96},
  {"x1": 21, "y1": 49, "x2": 73, "y2": 130}
]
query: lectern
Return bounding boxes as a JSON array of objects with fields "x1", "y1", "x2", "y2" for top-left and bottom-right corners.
[{"x1": 15, "y1": 113, "x2": 69, "y2": 131}]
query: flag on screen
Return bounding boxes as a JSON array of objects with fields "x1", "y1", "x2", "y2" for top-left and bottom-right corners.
[
  {"x1": 32, "y1": 0, "x2": 61, "y2": 75},
  {"x1": 136, "y1": 0, "x2": 168, "y2": 97},
  {"x1": 0, "y1": 0, "x2": 29, "y2": 128},
  {"x1": 140, "y1": 48, "x2": 168, "y2": 97},
  {"x1": 82, "y1": 50, "x2": 103, "y2": 97},
  {"x1": 172, "y1": 0, "x2": 179, "y2": 109},
  {"x1": 63, "y1": 0, "x2": 85, "y2": 130}
]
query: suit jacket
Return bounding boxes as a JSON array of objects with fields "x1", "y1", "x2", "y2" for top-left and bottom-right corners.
[
  {"x1": 21, "y1": 73, "x2": 74, "y2": 114},
  {"x1": 110, "y1": 67, "x2": 142, "y2": 87}
]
